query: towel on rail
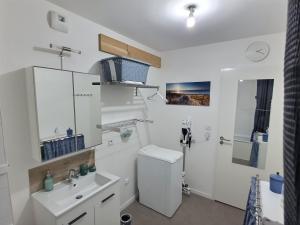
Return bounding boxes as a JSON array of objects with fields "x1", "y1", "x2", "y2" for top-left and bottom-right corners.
[{"x1": 243, "y1": 177, "x2": 257, "y2": 225}]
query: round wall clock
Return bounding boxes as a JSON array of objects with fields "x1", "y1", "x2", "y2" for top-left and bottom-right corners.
[{"x1": 245, "y1": 41, "x2": 270, "y2": 62}]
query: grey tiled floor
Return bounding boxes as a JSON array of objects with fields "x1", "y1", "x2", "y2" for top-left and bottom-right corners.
[{"x1": 123, "y1": 194, "x2": 245, "y2": 225}]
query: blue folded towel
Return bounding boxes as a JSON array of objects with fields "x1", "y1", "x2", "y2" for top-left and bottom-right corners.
[{"x1": 243, "y1": 177, "x2": 257, "y2": 225}]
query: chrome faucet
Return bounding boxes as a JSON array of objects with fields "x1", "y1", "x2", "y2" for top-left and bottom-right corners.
[{"x1": 66, "y1": 168, "x2": 79, "y2": 184}]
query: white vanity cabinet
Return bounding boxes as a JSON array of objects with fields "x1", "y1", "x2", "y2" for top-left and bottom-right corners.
[{"x1": 32, "y1": 176, "x2": 121, "y2": 225}]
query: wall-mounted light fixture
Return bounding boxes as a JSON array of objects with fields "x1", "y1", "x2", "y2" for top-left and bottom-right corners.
[{"x1": 186, "y1": 4, "x2": 197, "y2": 28}]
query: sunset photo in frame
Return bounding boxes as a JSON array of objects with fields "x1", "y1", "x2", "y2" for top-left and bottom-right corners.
[{"x1": 166, "y1": 82, "x2": 211, "y2": 106}]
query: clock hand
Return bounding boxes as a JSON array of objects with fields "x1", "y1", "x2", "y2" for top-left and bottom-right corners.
[{"x1": 256, "y1": 49, "x2": 265, "y2": 55}]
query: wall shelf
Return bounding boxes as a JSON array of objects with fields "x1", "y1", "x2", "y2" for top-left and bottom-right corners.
[
  {"x1": 92, "y1": 81, "x2": 159, "y2": 90},
  {"x1": 98, "y1": 34, "x2": 161, "y2": 68}
]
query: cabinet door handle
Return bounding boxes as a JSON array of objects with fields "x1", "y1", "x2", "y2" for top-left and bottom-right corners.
[
  {"x1": 68, "y1": 212, "x2": 87, "y2": 225},
  {"x1": 101, "y1": 193, "x2": 115, "y2": 203}
]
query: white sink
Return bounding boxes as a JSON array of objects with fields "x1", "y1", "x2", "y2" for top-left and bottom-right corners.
[{"x1": 32, "y1": 171, "x2": 120, "y2": 217}]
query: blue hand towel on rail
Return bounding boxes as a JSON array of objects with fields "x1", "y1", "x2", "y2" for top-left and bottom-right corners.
[
  {"x1": 77, "y1": 134, "x2": 85, "y2": 150},
  {"x1": 243, "y1": 177, "x2": 257, "y2": 225},
  {"x1": 42, "y1": 135, "x2": 84, "y2": 161}
]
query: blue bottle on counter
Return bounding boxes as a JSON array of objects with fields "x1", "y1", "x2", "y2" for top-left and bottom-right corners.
[{"x1": 270, "y1": 172, "x2": 284, "y2": 194}]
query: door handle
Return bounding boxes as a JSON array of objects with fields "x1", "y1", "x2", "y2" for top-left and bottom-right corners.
[{"x1": 219, "y1": 136, "x2": 231, "y2": 145}]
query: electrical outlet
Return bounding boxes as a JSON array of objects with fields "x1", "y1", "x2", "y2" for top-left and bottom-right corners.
[
  {"x1": 124, "y1": 178, "x2": 130, "y2": 185},
  {"x1": 107, "y1": 140, "x2": 113, "y2": 146}
]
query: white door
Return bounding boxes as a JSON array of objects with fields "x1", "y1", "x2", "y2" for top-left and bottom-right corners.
[{"x1": 214, "y1": 73, "x2": 278, "y2": 209}]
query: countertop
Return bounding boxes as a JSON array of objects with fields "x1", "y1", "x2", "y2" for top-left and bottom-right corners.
[{"x1": 260, "y1": 181, "x2": 284, "y2": 224}]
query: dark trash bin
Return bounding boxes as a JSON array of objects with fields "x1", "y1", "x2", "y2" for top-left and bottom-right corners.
[{"x1": 120, "y1": 213, "x2": 132, "y2": 225}]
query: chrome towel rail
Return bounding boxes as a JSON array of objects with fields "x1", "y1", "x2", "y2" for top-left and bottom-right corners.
[
  {"x1": 97, "y1": 119, "x2": 154, "y2": 133},
  {"x1": 40, "y1": 133, "x2": 84, "y2": 145},
  {"x1": 74, "y1": 93, "x2": 93, "y2": 97}
]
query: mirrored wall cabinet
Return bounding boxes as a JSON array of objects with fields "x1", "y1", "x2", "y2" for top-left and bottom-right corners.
[{"x1": 26, "y1": 67, "x2": 102, "y2": 162}]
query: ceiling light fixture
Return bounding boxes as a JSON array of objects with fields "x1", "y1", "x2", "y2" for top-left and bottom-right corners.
[
  {"x1": 186, "y1": 4, "x2": 197, "y2": 28},
  {"x1": 221, "y1": 67, "x2": 235, "y2": 72}
]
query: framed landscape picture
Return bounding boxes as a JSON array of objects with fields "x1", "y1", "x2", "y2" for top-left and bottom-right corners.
[{"x1": 166, "y1": 81, "x2": 211, "y2": 106}]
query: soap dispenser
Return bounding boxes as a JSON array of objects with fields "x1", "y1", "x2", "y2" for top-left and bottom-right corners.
[{"x1": 44, "y1": 170, "x2": 54, "y2": 192}]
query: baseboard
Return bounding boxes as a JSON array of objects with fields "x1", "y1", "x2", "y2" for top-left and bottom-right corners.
[
  {"x1": 120, "y1": 194, "x2": 137, "y2": 211},
  {"x1": 120, "y1": 189, "x2": 212, "y2": 210},
  {"x1": 190, "y1": 188, "x2": 213, "y2": 199}
]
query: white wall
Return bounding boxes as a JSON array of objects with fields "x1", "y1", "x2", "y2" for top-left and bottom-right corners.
[
  {"x1": 0, "y1": 1, "x2": 160, "y2": 225},
  {"x1": 147, "y1": 33, "x2": 285, "y2": 198}
]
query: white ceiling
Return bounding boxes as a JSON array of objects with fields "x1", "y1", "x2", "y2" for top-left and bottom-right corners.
[{"x1": 46, "y1": 0, "x2": 287, "y2": 51}]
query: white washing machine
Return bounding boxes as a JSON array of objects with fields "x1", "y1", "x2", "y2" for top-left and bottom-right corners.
[{"x1": 137, "y1": 145, "x2": 183, "y2": 217}]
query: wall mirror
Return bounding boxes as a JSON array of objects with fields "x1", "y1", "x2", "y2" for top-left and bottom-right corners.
[
  {"x1": 33, "y1": 67, "x2": 101, "y2": 162},
  {"x1": 34, "y1": 68, "x2": 77, "y2": 161},
  {"x1": 232, "y1": 79, "x2": 274, "y2": 169},
  {"x1": 73, "y1": 73, "x2": 102, "y2": 149}
]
